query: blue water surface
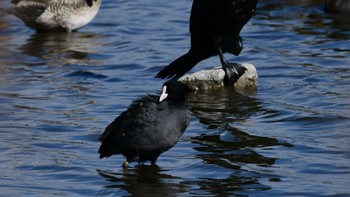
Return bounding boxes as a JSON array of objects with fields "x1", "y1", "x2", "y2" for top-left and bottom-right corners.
[{"x1": 0, "y1": 0, "x2": 349, "y2": 196}]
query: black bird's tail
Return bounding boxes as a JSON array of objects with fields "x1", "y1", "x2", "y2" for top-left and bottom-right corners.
[
  {"x1": 155, "y1": 52, "x2": 201, "y2": 79},
  {"x1": 98, "y1": 132, "x2": 121, "y2": 159}
]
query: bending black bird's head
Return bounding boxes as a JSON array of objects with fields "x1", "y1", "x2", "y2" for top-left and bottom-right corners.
[
  {"x1": 159, "y1": 80, "x2": 187, "y2": 103},
  {"x1": 231, "y1": 36, "x2": 243, "y2": 56}
]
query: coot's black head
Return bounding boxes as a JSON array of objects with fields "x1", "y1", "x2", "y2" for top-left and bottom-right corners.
[{"x1": 159, "y1": 80, "x2": 186, "y2": 103}]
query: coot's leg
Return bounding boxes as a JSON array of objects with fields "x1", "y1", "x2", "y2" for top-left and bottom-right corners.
[
  {"x1": 122, "y1": 161, "x2": 129, "y2": 169},
  {"x1": 150, "y1": 157, "x2": 159, "y2": 167},
  {"x1": 218, "y1": 48, "x2": 247, "y2": 86}
]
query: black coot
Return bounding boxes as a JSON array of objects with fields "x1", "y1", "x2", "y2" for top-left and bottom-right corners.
[
  {"x1": 155, "y1": 0, "x2": 258, "y2": 84},
  {"x1": 98, "y1": 80, "x2": 191, "y2": 168}
]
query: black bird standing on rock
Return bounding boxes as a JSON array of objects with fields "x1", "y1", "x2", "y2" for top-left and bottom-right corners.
[
  {"x1": 98, "y1": 80, "x2": 191, "y2": 168},
  {"x1": 156, "y1": 0, "x2": 258, "y2": 85}
]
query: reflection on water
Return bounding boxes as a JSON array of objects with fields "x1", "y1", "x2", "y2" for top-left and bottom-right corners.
[
  {"x1": 188, "y1": 88, "x2": 259, "y2": 128},
  {"x1": 186, "y1": 88, "x2": 284, "y2": 195},
  {"x1": 258, "y1": 0, "x2": 350, "y2": 40},
  {"x1": 97, "y1": 167, "x2": 188, "y2": 196},
  {"x1": 19, "y1": 32, "x2": 104, "y2": 65},
  {"x1": 0, "y1": 0, "x2": 350, "y2": 196}
]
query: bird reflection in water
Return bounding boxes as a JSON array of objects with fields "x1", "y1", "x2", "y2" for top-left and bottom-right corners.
[
  {"x1": 18, "y1": 32, "x2": 104, "y2": 65},
  {"x1": 97, "y1": 166, "x2": 189, "y2": 196},
  {"x1": 187, "y1": 88, "x2": 282, "y2": 163}
]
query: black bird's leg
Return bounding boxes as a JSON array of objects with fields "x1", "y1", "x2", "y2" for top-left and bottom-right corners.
[
  {"x1": 218, "y1": 48, "x2": 247, "y2": 86},
  {"x1": 151, "y1": 162, "x2": 159, "y2": 167},
  {"x1": 218, "y1": 48, "x2": 229, "y2": 67},
  {"x1": 122, "y1": 161, "x2": 129, "y2": 169}
]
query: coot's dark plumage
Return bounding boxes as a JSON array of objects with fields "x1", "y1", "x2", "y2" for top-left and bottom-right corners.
[
  {"x1": 155, "y1": 0, "x2": 258, "y2": 81},
  {"x1": 98, "y1": 80, "x2": 190, "y2": 168}
]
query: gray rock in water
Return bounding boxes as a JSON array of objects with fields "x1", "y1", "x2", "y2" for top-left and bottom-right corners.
[{"x1": 179, "y1": 63, "x2": 258, "y2": 91}]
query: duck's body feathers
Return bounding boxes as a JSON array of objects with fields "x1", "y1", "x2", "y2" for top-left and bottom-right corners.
[{"x1": 9, "y1": 0, "x2": 101, "y2": 32}]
